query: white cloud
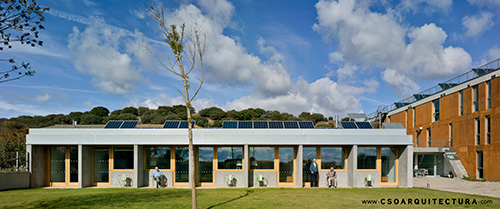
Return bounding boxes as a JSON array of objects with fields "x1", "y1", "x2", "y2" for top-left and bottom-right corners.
[
  {"x1": 468, "y1": 0, "x2": 500, "y2": 14},
  {"x1": 382, "y1": 68, "x2": 420, "y2": 96},
  {"x1": 33, "y1": 94, "x2": 52, "y2": 103},
  {"x1": 313, "y1": 0, "x2": 471, "y2": 96},
  {"x1": 487, "y1": 46, "x2": 500, "y2": 60},
  {"x1": 397, "y1": 0, "x2": 452, "y2": 14},
  {"x1": 68, "y1": 18, "x2": 145, "y2": 94},
  {"x1": 462, "y1": 13, "x2": 495, "y2": 37},
  {"x1": 127, "y1": 94, "x2": 217, "y2": 113},
  {"x1": 225, "y1": 77, "x2": 373, "y2": 117}
]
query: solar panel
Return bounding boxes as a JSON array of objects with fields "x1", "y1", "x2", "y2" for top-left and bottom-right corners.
[
  {"x1": 269, "y1": 121, "x2": 284, "y2": 129},
  {"x1": 178, "y1": 121, "x2": 195, "y2": 128},
  {"x1": 120, "y1": 121, "x2": 138, "y2": 128},
  {"x1": 298, "y1": 121, "x2": 314, "y2": 129},
  {"x1": 104, "y1": 121, "x2": 123, "y2": 129},
  {"x1": 163, "y1": 121, "x2": 180, "y2": 128},
  {"x1": 253, "y1": 121, "x2": 268, "y2": 129},
  {"x1": 222, "y1": 121, "x2": 237, "y2": 129},
  {"x1": 284, "y1": 121, "x2": 299, "y2": 129},
  {"x1": 238, "y1": 121, "x2": 253, "y2": 129},
  {"x1": 341, "y1": 121, "x2": 358, "y2": 129},
  {"x1": 382, "y1": 123, "x2": 405, "y2": 129},
  {"x1": 355, "y1": 122, "x2": 373, "y2": 129}
]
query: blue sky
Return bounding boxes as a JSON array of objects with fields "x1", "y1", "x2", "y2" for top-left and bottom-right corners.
[{"x1": 2, "y1": 0, "x2": 500, "y2": 119}]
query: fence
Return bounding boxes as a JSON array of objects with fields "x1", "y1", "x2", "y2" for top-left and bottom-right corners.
[
  {"x1": 416, "y1": 137, "x2": 451, "y2": 148},
  {"x1": 0, "y1": 151, "x2": 27, "y2": 171}
]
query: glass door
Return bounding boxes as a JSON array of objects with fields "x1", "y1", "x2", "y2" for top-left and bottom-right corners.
[
  {"x1": 49, "y1": 147, "x2": 66, "y2": 186},
  {"x1": 93, "y1": 147, "x2": 109, "y2": 185},
  {"x1": 174, "y1": 147, "x2": 189, "y2": 186},
  {"x1": 48, "y1": 146, "x2": 78, "y2": 187},
  {"x1": 302, "y1": 147, "x2": 316, "y2": 186},
  {"x1": 278, "y1": 147, "x2": 295, "y2": 186},
  {"x1": 381, "y1": 147, "x2": 397, "y2": 185},
  {"x1": 197, "y1": 147, "x2": 214, "y2": 186}
]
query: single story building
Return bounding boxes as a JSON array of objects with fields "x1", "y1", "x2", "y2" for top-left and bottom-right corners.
[{"x1": 26, "y1": 121, "x2": 413, "y2": 188}]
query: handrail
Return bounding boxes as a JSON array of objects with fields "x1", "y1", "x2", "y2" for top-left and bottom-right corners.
[{"x1": 369, "y1": 57, "x2": 500, "y2": 119}]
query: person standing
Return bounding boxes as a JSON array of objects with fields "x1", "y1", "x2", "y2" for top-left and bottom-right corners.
[
  {"x1": 309, "y1": 158, "x2": 319, "y2": 187},
  {"x1": 151, "y1": 166, "x2": 165, "y2": 188}
]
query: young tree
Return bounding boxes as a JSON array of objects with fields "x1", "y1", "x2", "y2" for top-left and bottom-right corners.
[
  {"x1": 0, "y1": 0, "x2": 49, "y2": 83},
  {"x1": 147, "y1": 5, "x2": 205, "y2": 209}
]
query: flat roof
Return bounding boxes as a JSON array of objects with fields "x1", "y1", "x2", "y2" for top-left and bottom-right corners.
[{"x1": 27, "y1": 128, "x2": 412, "y2": 146}]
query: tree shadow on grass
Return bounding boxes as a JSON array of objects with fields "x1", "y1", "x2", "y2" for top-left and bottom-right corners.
[{"x1": 207, "y1": 190, "x2": 253, "y2": 209}]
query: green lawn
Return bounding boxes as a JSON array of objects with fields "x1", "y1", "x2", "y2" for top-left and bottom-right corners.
[{"x1": 0, "y1": 188, "x2": 498, "y2": 208}]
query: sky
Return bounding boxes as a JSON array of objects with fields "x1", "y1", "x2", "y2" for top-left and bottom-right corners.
[{"x1": 2, "y1": 0, "x2": 500, "y2": 119}]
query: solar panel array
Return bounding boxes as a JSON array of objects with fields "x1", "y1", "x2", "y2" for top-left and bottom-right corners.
[
  {"x1": 104, "y1": 120, "x2": 139, "y2": 129},
  {"x1": 222, "y1": 121, "x2": 315, "y2": 129},
  {"x1": 340, "y1": 121, "x2": 373, "y2": 129},
  {"x1": 163, "y1": 120, "x2": 195, "y2": 129}
]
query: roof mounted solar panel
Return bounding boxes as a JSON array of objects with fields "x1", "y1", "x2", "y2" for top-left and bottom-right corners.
[
  {"x1": 104, "y1": 121, "x2": 123, "y2": 129},
  {"x1": 269, "y1": 121, "x2": 284, "y2": 129},
  {"x1": 355, "y1": 122, "x2": 373, "y2": 129},
  {"x1": 178, "y1": 121, "x2": 195, "y2": 128},
  {"x1": 238, "y1": 121, "x2": 253, "y2": 129},
  {"x1": 222, "y1": 121, "x2": 237, "y2": 129},
  {"x1": 120, "y1": 121, "x2": 138, "y2": 129},
  {"x1": 284, "y1": 121, "x2": 299, "y2": 129},
  {"x1": 382, "y1": 123, "x2": 405, "y2": 129},
  {"x1": 341, "y1": 121, "x2": 358, "y2": 129},
  {"x1": 163, "y1": 121, "x2": 180, "y2": 128},
  {"x1": 298, "y1": 121, "x2": 314, "y2": 129},
  {"x1": 253, "y1": 121, "x2": 268, "y2": 129}
]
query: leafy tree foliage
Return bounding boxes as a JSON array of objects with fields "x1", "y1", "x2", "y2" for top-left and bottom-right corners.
[
  {"x1": 0, "y1": 0, "x2": 49, "y2": 83},
  {"x1": 89, "y1": 106, "x2": 110, "y2": 118},
  {"x1": 0, "y1": 121, "x2": 27, "y2": 170},
  {"x1": 199, "y1": 107, "x2": 226, "y2": 120}
]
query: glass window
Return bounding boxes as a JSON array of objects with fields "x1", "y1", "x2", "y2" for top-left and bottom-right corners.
[
  {"x1": 449, "y1": 123, "x2": 453, "y2": 147},
  {"x1": 357, "y1": 147, "x2": 377, "y2": 169},
  {"x1": 217, "y1": 146, "x2": 243, "y2": 169},
  {"x1": 175, "y1": 147, "x2": 189, "y2": 182},
  {"x1": 477, "y1": 151, "x2": 483, "y2": 179},
  {"x1": 405, "y1": 110, "x2": 408, "y2": 128},
  {"x1": 145, "y1": 146, "x2": 170, "y2": 169},
  {"x1": 413, "y1": 108, "x2": 416, "y2": 127},
  {"x1": 113, "y1": 147, "x2": 133, "y2": 169},
  {"x1": 70, "y1": 146, "x2": 78, "y2": 182},
  {"x1": 320, "y1": 147, "x2": 345, "y2": 169},
  {"x1": 427, "y1": 128, "x2": 431, "y2": 147},
  {"x1": 381, "y1": 147, "x2": 396, "y2": 182},
  {"x1": 249, "y1": 147, "x2": 274, "y2": 169},
  {"x1": 487, "y1": 81, "x2": 491, "y2": 109},
  {"x1": 302, "y1": 147, "x2": 316, "y2": 183},
  {"x1": 279, "y1": 147, "x2": 294, "y2": 183},
  {"x1": 459, "y1": 91, "x2": 463, "y2": 115},
  {"x1": 94, "y1": 147, "x2": 109, "y2": 183},
  {"x1": 476, "y1": 118, "x2": 480, "y2": 145},
  {"x1": 433, "y1": 99, "x2": 439, "y2": 122},
  {"x1": 473, "y1": 86, "x2": 478, "y2": 112},
  {"x1": 486, "y1": 116, "x2": 490, "y2": 145},
  {"x1": 50, "y1": 147, "x2": 66, "y2": 182}
]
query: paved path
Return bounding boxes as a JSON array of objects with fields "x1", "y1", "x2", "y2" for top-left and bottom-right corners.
[{"x1": 413, "y1": 177, "x2": 500, "y2": 198}]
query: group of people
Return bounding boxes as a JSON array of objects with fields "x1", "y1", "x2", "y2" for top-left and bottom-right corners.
[
  {"x1": 309, "y1": 158, "x2": 337, "y2": 188},
  {"x1": 152, "y1": 159, "x2": 337, "y2": 188}
]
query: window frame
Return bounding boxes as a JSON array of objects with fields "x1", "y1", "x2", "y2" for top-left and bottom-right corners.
[
  {"x1": 475, "y1": 118, "x2": 480, "y2": 145},
  {"x1": 319, "y1": 146, "x2": 347, "y2": 171},
  {"x1": 433, "y1": 99, "x2": 440, "y2": 122},
  {"x1": 144, "y1": 146, "x2": 172, "y2": 171},
  {"x1": 111, "y1": 146, "x2": 134, "y2": 171},
  {"x1": 357, "y1": 146, "x2": 378, "y2": 170},
  {"x1": 486, "y1": 116, "x2": 490, "y2": 145},
  {"x1": 473, "y1": 85, "x2": 478, "y2": 112},
  {"x1": 249, "y1": 146, "x2": 276, "y2": 171},
  {"x1": 215, "y1": 146, "x2": 244, "y2": 171}
]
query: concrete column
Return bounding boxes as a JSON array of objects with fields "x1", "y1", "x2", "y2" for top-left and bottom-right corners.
[
  {"x1": 398, "y1": 145, "x2": 413, "y2": 188},
  {"x1": 347, "y1": 145, "x2": 357, "y2": 187},
  {"x1": 133, "y1": 144, "x2": 140, "y2": 188},
  {"x1": 78, "y1": 144, "x2": 83, "y2": 188},
  {"x1": 26, "y1": 144, "x2": 32, "y2": 188},
  {"x1": 296, "y1": 145, "x2": 303, "y2": 187},
  {"x1": 244, "y1": 144, "x2": 249, "y2": 188}
]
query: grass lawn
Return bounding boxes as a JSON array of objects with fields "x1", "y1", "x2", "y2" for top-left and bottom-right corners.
[{"x1": 0, "y1": 187, "x2": 498, "y2": 208}]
